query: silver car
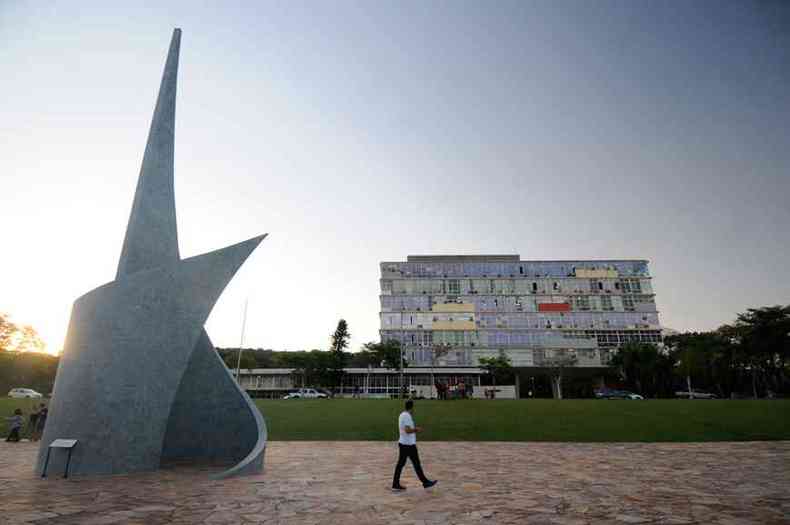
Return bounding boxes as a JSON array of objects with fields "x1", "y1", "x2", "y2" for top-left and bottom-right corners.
[
  {"x1": 8, "y1": 388, "x2": 43, "y2": 399},
  {"x1": 282, "y1": 388, "x2": 328, "y2": 399}
]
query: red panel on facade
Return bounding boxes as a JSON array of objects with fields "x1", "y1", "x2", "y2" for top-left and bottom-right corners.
[{"x1": 538, "y1": 302, "x2": 570, "y2": 312}]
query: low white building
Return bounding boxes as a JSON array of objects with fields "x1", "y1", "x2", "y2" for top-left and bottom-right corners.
[{"x1": 236, "y1": 367, "x2": 517, "y2": 399}]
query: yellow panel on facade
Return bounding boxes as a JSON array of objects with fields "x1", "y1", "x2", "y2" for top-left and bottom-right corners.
[
  {"x1": 575, "y1": 268, "x2": 618, "y2": 278},
  {"x1": 432, "y1": 320, "x2": 476, "y2": 330},
  {"x1": 432, "y1": 303, "x2": 475, "y2": 313}
]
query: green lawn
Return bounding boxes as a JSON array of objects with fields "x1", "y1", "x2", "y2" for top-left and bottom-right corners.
[
  {"x1": 3, "y1": 398, "x2": 789, "y2": 442},
  {"x1": 256, "y1": 399, "x2": 790, "y2": 442}
]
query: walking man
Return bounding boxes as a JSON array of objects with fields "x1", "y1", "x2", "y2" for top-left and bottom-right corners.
[{"x1": 392, "y1": 400, "x2": 437, "y2": 491}]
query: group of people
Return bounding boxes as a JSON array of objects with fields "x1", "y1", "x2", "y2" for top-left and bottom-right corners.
[
  {"x1": 434, "y1": 380, "x2": 470, "y2": 400},
  {"x1": 5, "y1": 403, "x2": 48, "y2": 442}
]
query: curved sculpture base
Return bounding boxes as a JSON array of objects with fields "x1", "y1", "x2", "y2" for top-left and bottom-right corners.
[
  {"x1": 35, "y1": 239, "x2": 267, "y2": 479},
  {"x1": 162, "y1": 331, "x2": 266, "y2": 478}
]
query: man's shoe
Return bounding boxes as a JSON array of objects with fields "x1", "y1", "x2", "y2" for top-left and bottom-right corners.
[
  {"x1": 391, "y1": 485, "x2": 407, "y2": 491},
  {"x1": 423, "y1": 480, "x2": 437, "y2": 489}
]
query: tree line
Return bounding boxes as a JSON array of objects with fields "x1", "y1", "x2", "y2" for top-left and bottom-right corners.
[
  {"x1": 0, "y1": 313, "x2": 56, "y2": 395},
  {"x1": 0, "y1": 312, "x2": 46, "y2": 353},
  {"x1": 4, "y1": 305, "x2": 787, "y2": 399},
  {"x1": 611, "y1": 305, "x2": 789, "y2": 398},
  {"x1": 216, "y1": 320, "x2": 406, "y2": 391}
]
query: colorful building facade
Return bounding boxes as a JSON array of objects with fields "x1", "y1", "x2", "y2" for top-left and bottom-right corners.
[{"x1": 379, "y1": 255, "x2": 661, "y2": 368}]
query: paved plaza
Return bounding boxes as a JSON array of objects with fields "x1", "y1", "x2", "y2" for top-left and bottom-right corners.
[{"x1": 1, "y1": 440, "x2": 788, "y2": 524}]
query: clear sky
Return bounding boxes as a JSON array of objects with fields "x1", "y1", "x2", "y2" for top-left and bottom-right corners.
[{"x1": 2, "y1": 1, "x2": 789, "y2": 355}]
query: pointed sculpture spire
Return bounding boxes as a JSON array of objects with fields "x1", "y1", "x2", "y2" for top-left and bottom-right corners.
[{"x1": 117, "y1": 28, "x2": 182, "y2": 278}]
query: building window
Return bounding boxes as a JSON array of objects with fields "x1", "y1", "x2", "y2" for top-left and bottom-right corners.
[
  {"x1": 448, "y1": 279, "x2": 460, "y2": 295},
  {"x1": 623, "y1": 296, "x2": 635, "y2": 311},
  {"x1": 532, "y1": 282, "x2": 538, "y2": 293},
  {"x1": 553, "y1": 281, "x2": 560, "y2": 291},
  {"x1": 573, "y1": 296, "x2": 590, "y2": 311},
  {"x1": 635, "y1": 295, "x2": 654, "y2": 305},
  {"x1": 619, "y1": 279, "x2": 641, "y2": 294},
  {"x1": 601, "y1": 295, "x2": 613, "y2": 311},
  {"x1": 572, "y1": 295, "x2": 590, "y2": 312}
]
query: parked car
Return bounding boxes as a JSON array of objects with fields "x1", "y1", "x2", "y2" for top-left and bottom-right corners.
[
  {"x1": 282, "y1": 388, "x2": 328, "y2": 399},
  {"x1": 595, "y1": 389, "x2": 644, "y2": 400},
  {"x1": 315, "y1": 388, "x2": 334, "y2": 398},
  {"x1": 675, "y1": 390, "x2": 718, "y2": 399},
  {"x1": 8, "y1": 388, "x2": 43, "y2": 399}
]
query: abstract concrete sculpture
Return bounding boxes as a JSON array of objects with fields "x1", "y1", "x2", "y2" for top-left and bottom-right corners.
[{"x1": 36, "y1": 29, "x2": 267, "y2": 479}]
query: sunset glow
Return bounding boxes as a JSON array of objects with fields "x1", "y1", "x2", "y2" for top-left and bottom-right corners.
[{"x1": 2, "y1": 2, "x2": 789, "y2": 355}]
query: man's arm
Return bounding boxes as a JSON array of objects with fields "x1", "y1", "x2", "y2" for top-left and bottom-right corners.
[{"x1": 404, "y1": 425, "x2": 423, "y2": 434}]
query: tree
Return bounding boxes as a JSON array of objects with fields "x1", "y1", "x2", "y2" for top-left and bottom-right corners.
[
  {"x1": 0, "y1": 351, "x2": 60, "y2": 396},
  {"x1": 543, "y1": 352, "x2": 577, "y2": 399},
  {"x1": 364, "y1": 340, "x2": 407, "y2": 370},
  {"x1": 0, "y1": 313, "x2": 14, "y2": 351},
  {"x1": 478, "y1": 350, "x2": 513, "y2": 387},
  {"x1": 429, "y1": 343, "x2": 451, "y2": 395},
  {"x1": 734, "y1": 305, "x2": 790, "y2": 398},
  {"x1": 347, "y1": 348, "x2": 379, "y2": 368},
  {"x1": 610, "y1": 342, "x2": 676, "y2": 398},
  {"x1": 0, "y1": 313, "x2": 46, "y2": 353},
  {"x1": 717, "y1": 323, "x2": 744, "y2": 397},
  {"x1": 664, "y1": 333, "x2": 709, "y2": 398},
  {"x1": 216, "y1": 348, "x2": 257, "y2": 370},
  {"x1": 288, "y1": 353, "x2": 312, "y2": 388},
  {"x1": 329, "y1": 319, "x2": 350, "y2": 391},
  {"x1": 277, "y1": 350, "x2": 332, "y2": 388},
  {"x1": 363, "y1": 340, "x2": 408, "y2": 397},
  {"x1": 663, "y1": 332, "x2": 738, "y2": 398}
]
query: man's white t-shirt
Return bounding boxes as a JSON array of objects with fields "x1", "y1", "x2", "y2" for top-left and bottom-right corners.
[{"x1": 398, "y1": 410, "x2": 416, "y2": 445}]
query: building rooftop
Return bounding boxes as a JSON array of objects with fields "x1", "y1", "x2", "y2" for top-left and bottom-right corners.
[
  {"x1": 407, "y1": 255, "x2": 520, "y2": 263},
  {"x1": 399, "y1": 255, "x2": 648, "y2": 263},
  {"x1": 239, "y1": 367, "x2": 486, "y2": 375}
]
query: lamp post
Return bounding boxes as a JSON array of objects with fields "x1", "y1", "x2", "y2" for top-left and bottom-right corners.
[{"x1": 399, "y1": 344, "x2": 404, "y2": 399}]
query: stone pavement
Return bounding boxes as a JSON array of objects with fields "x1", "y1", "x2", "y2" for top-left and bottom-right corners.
[{"x1": 1, "y1": 441, "x2": 788, "y2": 524}]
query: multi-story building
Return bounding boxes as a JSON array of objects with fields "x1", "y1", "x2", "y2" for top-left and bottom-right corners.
[{"x1": 379, "y1": 255, "x2": 661, "y2": 368}]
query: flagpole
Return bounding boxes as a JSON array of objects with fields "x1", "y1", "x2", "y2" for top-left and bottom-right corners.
[{"x1": 234, "y1": 299, "x2": 249, "y2": 384}]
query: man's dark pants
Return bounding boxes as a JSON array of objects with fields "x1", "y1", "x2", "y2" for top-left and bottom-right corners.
[{"x1": 392, "y1": 443, "x2": 429, "y2": 487}]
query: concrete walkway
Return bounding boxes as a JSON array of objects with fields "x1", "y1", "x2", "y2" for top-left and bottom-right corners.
[{"x1": 1, "y1": 441, "x2": 788, "y2": 524}]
